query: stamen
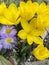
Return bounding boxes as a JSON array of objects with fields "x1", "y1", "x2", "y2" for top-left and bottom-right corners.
[
  {"x1": 5, "y1": 28, "x2": 12, "y2": 34},
  {"x1": 6, "y1": 38, "x2": 12, "y2": 43}
]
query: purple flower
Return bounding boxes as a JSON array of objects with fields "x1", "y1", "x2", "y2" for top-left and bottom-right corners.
[
  {"x1": 1, "y1": 26, "x2": 17, "y2": 38},
  {"x1": 1, "y1": 37, "x2": 16, "y2": 49}
]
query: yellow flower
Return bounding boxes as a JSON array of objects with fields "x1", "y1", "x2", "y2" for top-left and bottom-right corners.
[
  {"x1": 32, "y1": 45, "x2": 49, "y2": 60},
  {"x1": 18, "y1": 1, "x2": 46, "y2": 45},
  {"x1": 37, "y1": 2, "x2": 49, "y2": 28},
  {"x1": 29, "y1": 18, "x2": 45, "y2": 35},
  {"x1": 19, "y1": 0, "x2": 39, "y2": 21},
  {"x1": 0, "y1": 2, "x2": 6, "y2": 15},
  {"x1": 0, "y1": 3, "x2": 21, "y2": 25},
  {"x1": 18, "y1": 18, "x2": 44, "y2": 45}
]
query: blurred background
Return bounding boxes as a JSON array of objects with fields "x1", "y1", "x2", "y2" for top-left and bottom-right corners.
[
  {"x1": 0, "y1": 0, "x2": 49, "y2": 4},
  {"x1": 0, "y1": 0, "x2": 48, "y2": 6}
]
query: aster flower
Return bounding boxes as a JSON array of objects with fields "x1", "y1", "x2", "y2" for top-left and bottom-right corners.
[
  {"x1": 1, "y1": 37, "x2": 16, "y2": 49},
  {"x1": 1, "y1": 26, "x2": 17, "y2": 38}
]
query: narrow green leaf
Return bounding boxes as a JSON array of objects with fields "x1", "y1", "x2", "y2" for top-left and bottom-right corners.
[
  {"x1": 0, "y1": 56, "x2": 12, "y2": 65},
  {"x1": 21, "y1": 46, "x2": 30, "y2": 53},
  {"x1": 37, "y1": 0, "x2": 44, "y2": 4}
]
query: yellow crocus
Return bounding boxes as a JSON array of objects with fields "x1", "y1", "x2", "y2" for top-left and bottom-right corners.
[
  {"x1": 19, "y1": 0, "x2": 39, "y2": 21},
  {"x1": 18, "y1": 1, "x2": 46, "y2": 46},
  {"x1": 29, "y1": 18, "x2": 45, "y2": 34},
  {"x1": 0, "y1": 3, "x2": 21, "y2": 25},
  {"x1": 0, "y1": 2, "x2": 6, "y2": 15},
  {"x1": 37, "y1": 2, "x2": 49, "y2": 28},
  {"x1": 32, "y1": 45, "x2": 49, "y2": 60},
  {"x1": 18, "y1": 18, "x2": 44, "y2": 45}
]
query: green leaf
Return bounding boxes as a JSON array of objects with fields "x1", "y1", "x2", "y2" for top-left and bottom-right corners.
[
  {"x1": 37, "y1": 0, "x2": 44, "y2": 4},
  {"x1": 21, "y1": 46, "x2": 30, "y2": 53},
  {"x1": 14, "y1": 0, "x2": 19, "y2": 6},
  {"x1": 1, "y1": 49, "x2": 6, "y2": 55},
  {"x1": 0, "y1": 56, "x2": 12, "y2": 65}
]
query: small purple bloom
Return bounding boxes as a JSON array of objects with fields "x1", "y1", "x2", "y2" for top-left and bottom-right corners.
[
  {"x1": 1, "y1": 26, "x2": 17, "y2": 38},
  {"x1": 1, "y1": 37, "x2": 16, "y2": 49}
]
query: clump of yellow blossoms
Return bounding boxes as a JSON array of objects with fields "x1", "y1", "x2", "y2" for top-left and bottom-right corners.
[
  {"x1": 32, "y1": 45, "x2": 49, "y2": 60},
  {"x1": 0, "y1": 0, "x2": 49, "y2": 60},
  {"x1": 18, "y1": 1, "x2": 49, "y2": 45},
  {"x1": 0, "y1": 2, "x2": 20, "y2": 25},
  {"x1": 18, "y1": 1, "x2": 49, "y2": 60}
]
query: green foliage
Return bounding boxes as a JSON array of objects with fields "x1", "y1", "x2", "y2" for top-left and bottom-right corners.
[
  {"x1": 0, "y1": 49, "x2": 12, "y2": 60},
  {"x1": 0, "y1": 56, "x2": 12, "y2": 65},
  {"x1": 37, "y1": 0, "x2": 44, "y2": 4},
  {"x1": 1, "y1": 0, "x2": 20, "y2": 6},
  {"x1": 12, "y1": 41, "x2": 32, "y2": 63}
]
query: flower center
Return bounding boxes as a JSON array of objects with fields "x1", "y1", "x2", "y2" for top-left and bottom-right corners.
[
  {"x1": 5, "y1": 28, "x2": 12, "y2": 34},
  {"x1": 6, "y1": 38, "x2": 12, "y2": 43}
]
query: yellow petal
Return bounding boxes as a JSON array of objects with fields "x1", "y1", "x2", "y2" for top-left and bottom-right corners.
[
  {"x1": 37, "y1": 2, "x2": 46, "y2": 14},
  {"x1": 27, "y1": 35, "x2": 43, "y2": 45},
  {"x1": 20, "y1": 1, "x2": 39, "y2": 21},
  {"x1": 18, "y1": 30, "x2": 27, "y2": 39},
  {"x1": 32, "y1": 2, "x2": 39, "y2": 12},
  {"x1": 37, "y1": 14, "x2": 49, "y2": 28},
  {"x1": 8, "y1": 3, "x2": 17, "y2": 11},
  {"x1": 44, "y1": 21, "x2": 49, "y2": 28},
  {"x1": 32, "y1": 36, "x2": 43, "y2": 45},
  {"x1": 19, "y1": 2, "x2": 26, "y2": 19},
  {"x1": 21, "y1": 19, "x2": 31, "y2": 33},
  {"x1": 30, "y1": 18, "x2": 37, "y2": 29},
  {"x1": 15, "y1": 17, "x2": 21, "y2": 25},
  {"x1": 1, "y1": 2, "x2": 6, "y2": 8},
  {"x1": 39, "y1": 2, "x2": 46, "y2": 8},
  {"x1": 37, "y1": 2, "x2": 49, "y2": 28},
  {"x1": 33, "y1": 45, "x2": 49, "y2": 60},
  {"x1": 0, "y1": 16, "x2": 21, "y2": 25},
  {"x1": 27, "y1": 34, "x2": 34, "y2": 45},
  {"x1": 0, "y1": 7, "x2": 20, "y2": 25},
  {"x1": 4, "y1": 9, "x2": 14, "y2": 22},
  {"x1": 26, "y1": 1, "x2": 39, "y2": 20},
  {"x1": 3, "y1": 3, "x2": 20, "y2": 25},
  {"x1": 25, "y1": 1, "x2": 34, "y2": 20},
  {"x1": 0, "y1": 2, "x2": 6, "y2": 15},
  {"x1": 30, "y1": 18, "x2": 46, "y2": 36},
  {"x1": 8, "y1": 3, "x2": 20, "y2": 20},
  {"x1": 0, "y1": 16, "x2": 14, "y2": 25},
  {"x1": 31, "y1": 29, "x2": 45, "y2": 36}
]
